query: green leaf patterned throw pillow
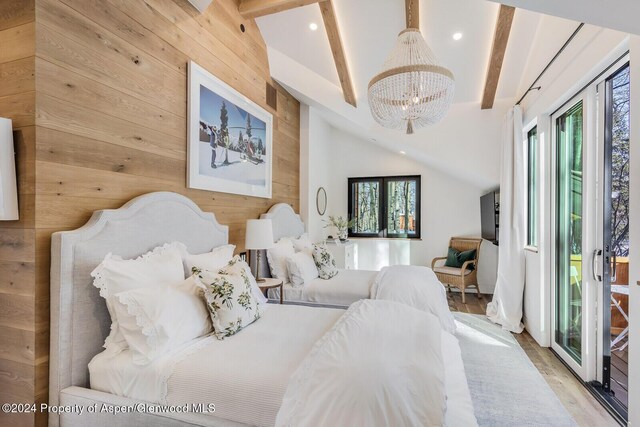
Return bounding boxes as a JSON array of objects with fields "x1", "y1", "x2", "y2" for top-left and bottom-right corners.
[
  {"x1": 194, "y1": 257, "x2": 262, "y2": 339},
  {"x1": 312, "y1": 244, "x2": 339, "y2": 279}
]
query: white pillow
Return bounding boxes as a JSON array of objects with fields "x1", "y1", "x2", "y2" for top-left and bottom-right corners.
[
  {"x1": 292, "y1": 233, "x2": 313, "y2": 254},
  {"x1": 194, "y1": 257, "x2": 264, "y2": 340},
  {"x1": 183, "y1": 244, "x2": 236, "y2": 276},
  {"x1": 266, "y1": 238, "x2": 295, "y2": 282},
  {"x1": 111, "y1": 275, "x2": 212, "y2": 364},
  {"x1": 286, "y1": 252, "x2": 319, "y2": 287},
  {"x1": 91, "y1": 242, "x2": 186, "y2": 351}
]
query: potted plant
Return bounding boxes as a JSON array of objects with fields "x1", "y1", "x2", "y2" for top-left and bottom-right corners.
[{"x1": 324, "y1": 215, "x2": 355, "y2": 242}]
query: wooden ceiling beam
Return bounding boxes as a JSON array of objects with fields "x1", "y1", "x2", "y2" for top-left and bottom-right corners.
[
  {"x1": 319, "y1": 0, "x2": 357, "y2": 107},
  {"x1": 405, "y1": 0, "x2": 419, "y2": 29},
  {"x1": 481, "y1": 5, "x2": 515, "y2": 110},
  {"x1": 239, "y1": 0, "x2": 322, "y2": 19}
]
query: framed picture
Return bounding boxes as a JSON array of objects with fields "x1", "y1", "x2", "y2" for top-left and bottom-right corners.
[{"x1": 187, "y1": 61, "x2": 273, "y2": 198}]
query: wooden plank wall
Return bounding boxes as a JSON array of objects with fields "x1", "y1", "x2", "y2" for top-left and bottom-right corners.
[
  {"x1": 1, "y1": 0, "x2": 300, "y2": 426},
  {"x1": 0, "y1": 0, "x2": 37, "y2": 426}
]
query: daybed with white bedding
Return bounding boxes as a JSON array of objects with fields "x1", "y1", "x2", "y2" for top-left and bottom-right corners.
[{"x1": 49, "y1": 192, "x2": 476, "y2": 427}]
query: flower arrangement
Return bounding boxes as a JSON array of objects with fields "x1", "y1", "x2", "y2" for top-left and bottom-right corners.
[{"x1": 324, "y1": 215, "x2": 355, "y2": 241}]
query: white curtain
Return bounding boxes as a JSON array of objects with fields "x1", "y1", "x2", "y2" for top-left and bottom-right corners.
[{"x1": 486, "y1": 106, "x2": 525, "y2": 333}]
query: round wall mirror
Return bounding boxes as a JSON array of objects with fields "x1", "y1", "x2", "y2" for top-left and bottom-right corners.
[{"x1": 316, "y1": 187, "x2": 327, "y2": 216}]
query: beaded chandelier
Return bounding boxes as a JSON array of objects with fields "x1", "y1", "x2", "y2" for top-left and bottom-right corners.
[{"x1": 368, "y1": 26, "x2": 455, "y2": 134}]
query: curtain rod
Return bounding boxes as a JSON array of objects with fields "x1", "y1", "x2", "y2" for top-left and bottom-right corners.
[{"x1": 516, "y1": 23, "x2": 585, "y2": 106}]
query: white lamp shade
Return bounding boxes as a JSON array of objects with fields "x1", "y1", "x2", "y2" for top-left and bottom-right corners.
[
  {"x1": 245, "y1": 219, "x2": 275, "y2": 250},
  {"x1": 0, "y1": 117, "x2": 18, "y2": 221}
]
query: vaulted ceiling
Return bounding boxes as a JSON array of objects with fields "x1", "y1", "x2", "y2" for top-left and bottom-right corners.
[{"x1": 254, "y1": 0, "x2": 582, "y2": 188}]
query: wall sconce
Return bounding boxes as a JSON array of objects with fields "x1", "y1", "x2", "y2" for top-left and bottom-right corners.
[{"x1": 0, "y1": 117, "x2": 19, "y2": 220}]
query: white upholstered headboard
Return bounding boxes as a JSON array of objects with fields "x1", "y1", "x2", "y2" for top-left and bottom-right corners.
[
  {"x1": 260, "y1": 203, "x2": 305, "y2": 241},
  {"x1": 49, "y1": 192, "x2": 228, "y2": 422}
]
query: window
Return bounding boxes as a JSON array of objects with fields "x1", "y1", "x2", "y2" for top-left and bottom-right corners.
[
  {"x1": 348, "y1": 175, "x2": 421, "y2": 239},
  {"x1": 527, "y1": 127, "x2": 538, "y2": 247}
]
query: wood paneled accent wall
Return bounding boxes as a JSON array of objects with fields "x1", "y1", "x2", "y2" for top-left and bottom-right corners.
[
  {"x1": 0, "y1": 1, "x2": 38, "y2": 426},
  {"x1": 1, "y1": 0, "x2": 300, "y2": 425}
]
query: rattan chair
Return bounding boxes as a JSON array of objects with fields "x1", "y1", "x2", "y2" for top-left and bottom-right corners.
[{"x1": 431, "y1": 237, "x2": 482, "y2": 304}]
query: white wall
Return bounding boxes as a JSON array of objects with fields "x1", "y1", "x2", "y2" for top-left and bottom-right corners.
[
  {"x1": 299, "y1": 105, "x2": 333, "y2": 242},
  {"x1": 300, "y1": 107, "x2": 499, "y2": 293}
]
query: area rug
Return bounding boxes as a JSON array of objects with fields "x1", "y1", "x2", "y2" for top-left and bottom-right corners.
[{"x1": 455, "y1": 313, "x2": 577, "y2": 426}]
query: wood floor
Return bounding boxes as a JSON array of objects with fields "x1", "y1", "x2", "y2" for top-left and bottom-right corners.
[
  {"x1": 610, "y1": 336, "x2": 629, "y2": 406},
  {"x1": 447, "y1": 292, "x2": 619, "y2": 427}
]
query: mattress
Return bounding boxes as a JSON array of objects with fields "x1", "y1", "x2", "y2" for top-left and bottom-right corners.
[
  {"x1": 268, "y1": 269, "x2": 378, "y2": 307},
  {"x1": 90, "y1": 304, "x2": 476, "y2": 427}
]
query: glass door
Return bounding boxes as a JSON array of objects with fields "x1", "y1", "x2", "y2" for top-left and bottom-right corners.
[
  {"x1": 552, "y1": 89, "x2": 599, "y2": 380},
  {"x1": 600, "y1": 63, "x2": 630, "y2": 413},
  {"x1": 553, "y1": 100, "x2": 585, "y2": 369}
]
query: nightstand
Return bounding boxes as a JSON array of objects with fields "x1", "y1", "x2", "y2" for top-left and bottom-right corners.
[
  {"x1": 324, "y1": 241, "x2": 355, "y2": 269},
  {"x1": 257, "y1": 278, "x2": 283, "y2": 304}
]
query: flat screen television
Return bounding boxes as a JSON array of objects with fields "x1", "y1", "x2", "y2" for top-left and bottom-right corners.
[{"x1": 481, "y1": 191, "x2": 498, "y2": 244}]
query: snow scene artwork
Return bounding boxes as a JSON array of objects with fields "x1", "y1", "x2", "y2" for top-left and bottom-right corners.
[{"x1": 187, "y1": 61, "x2": 273, "y2": 198}]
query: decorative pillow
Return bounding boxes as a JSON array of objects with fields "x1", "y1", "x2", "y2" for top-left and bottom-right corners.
[
  {"x1": 111, "y1": 275, "x2": 212, "y2": 365},
  {"x1": 444, "y1": 247, "x2": 476, "y2": 271},
  {"x1": 312, "y1": 244, "x2": 338, "y2": 280},
  {"x1": 182, "y1": 244, "x2": 236, "y2": 278},
  {"x1": 266, "y1": 238, "x2": 295, "y2": 281},
  {"x1": 285, "y1": 252, "x2": 319, "y2": 287},
  {"x1": 208, "y1": 255, "x2": 268, "y2": 305},
  {"x1": 194, "y1": 258, "x2": 263, "y2": 339},
  {"x1": 91, "y1": 242, "x2": 186, "y2": 351},
  {"x1": 292, "y1": 233, "x2": 313, "y2": 255}
]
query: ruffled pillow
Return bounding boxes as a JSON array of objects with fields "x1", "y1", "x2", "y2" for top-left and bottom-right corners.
[
  {"x1": 194, "y1": 257, "x2": 264, "y2": 339},
  {"x1": 91, "y1": 242, "x2": 186, "y2": 351},
  {"x1": 312, "y1": 244, "x2": 339, "y2": 280},
  {"x1": 182, "y1": 244, "x2": 236, "y2": 277},
  {"x1": 111, "y1": 275, "x2": 212, "y2": 364},
  {"x1": 292, "y1": 233, "x2": 314, "y2": 255},
  {"x1": 266, "y1": 238, "x2": 295, "y2": 281}
]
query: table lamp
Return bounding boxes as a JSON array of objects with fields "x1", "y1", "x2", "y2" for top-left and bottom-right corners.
[{"x1": 245, "y1": 219, "x2": 274, "y2": 282}]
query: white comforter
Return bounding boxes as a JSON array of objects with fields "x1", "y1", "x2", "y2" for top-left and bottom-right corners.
[
  {"x1": 275, "y1": 299, "x2": 446, "y2": 427},
  {"x1": 371, "y1": 265, "x2": 457, "y2": 334}
]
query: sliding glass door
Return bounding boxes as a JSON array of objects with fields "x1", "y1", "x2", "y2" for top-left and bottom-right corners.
[
  {"x1": 595, "y1": 63, "x2": 630, "y2": 416},
  {"x1": 550, "y1": 58, "x2": 629, "y2": 423},
  {"x1": 553, "y1": 99, "x2": 586, "y2": 368}
]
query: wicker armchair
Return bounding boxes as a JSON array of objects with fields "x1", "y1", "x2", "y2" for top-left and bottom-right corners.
[{"x1": 431, "y1": 237, "x2": 482, "y2": 304}]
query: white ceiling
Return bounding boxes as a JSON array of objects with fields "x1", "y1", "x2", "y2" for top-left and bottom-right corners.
[
  {"x1": 257, "y1": 0, "x2": 543, "y2": 105},
  {"x1": 255, "y1": 0, "x2": 590, "y2": 188},
  {"x1": 489, "y1": 0, "x2": 640, "y2": 36}
]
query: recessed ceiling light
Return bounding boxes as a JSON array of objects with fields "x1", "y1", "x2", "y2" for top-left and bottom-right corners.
[
  {"x1": 309, "y1": 22, "x2": 318, "y2": 31},
  {"x1": 452, "y1": 32, "x2": 463, "y2": 41},
  {"x1": 399, "y1": 151, "x2": 406, "y2": 155}
]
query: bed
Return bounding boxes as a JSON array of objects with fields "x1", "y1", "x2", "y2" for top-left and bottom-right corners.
[
  {"x1": 258, "y1": 203, "x2": 379, "y2": 307},
  {"x1": 49, "y1": 192, "x2": 476, "y2": 426}
]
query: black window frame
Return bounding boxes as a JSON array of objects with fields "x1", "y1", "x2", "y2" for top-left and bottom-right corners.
[{"x1": 347, "y1": 175, "x2": 421, "y2": 239}]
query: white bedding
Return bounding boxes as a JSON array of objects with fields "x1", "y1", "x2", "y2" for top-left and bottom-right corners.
[
  {"x1": 90, "y1": 303, "x2": 476, "y2": 427},
  {"x1": 276, "y1": 300, "x2": 446, "y2": 426},
  {"x1": 372, "y1": 265, "x2": 457, "y2": 334},
  {"x1": 268, "y1": 269, "x2": 378, "y2": 306}
]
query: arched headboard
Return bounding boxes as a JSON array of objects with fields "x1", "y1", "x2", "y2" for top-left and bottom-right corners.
[
  {"x1": 260, "y1": 203, "x2": 305, "y2": 241},
  {"x1": 49, "y1": 192, "x2": 228, "y2": 423}
]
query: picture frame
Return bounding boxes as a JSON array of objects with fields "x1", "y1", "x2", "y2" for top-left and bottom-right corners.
[{"x1": 187, "y1": 61, "x2": 273, "y2": 198}]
